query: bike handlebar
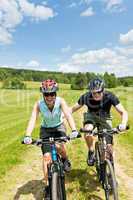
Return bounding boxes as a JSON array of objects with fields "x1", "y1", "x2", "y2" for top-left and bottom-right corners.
[
  {"x1": 80, "y1": 125, "x2": 129, "y2": 136},
  {"x1": 22, "y1": 134, "x2": 81, "y2": 146}
]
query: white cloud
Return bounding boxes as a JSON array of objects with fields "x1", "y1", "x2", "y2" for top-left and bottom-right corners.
[
  {"x1": 77, "y1": 47, "x2": 87, "y2": 52},
  {"x1": 61, "y1": 45, "x2": 71, "y2": 53},
  {"x1": 18, "y1": 0, "x2": 55, "y2": 21},
  {"x1": 58, "y1": 63, "x2": 81, "y2": 73},
  {"x1": 79, "y1": 0, "x2": 92, "y2": 6},
  {"x1": 0, "y1": 61, "x2": 49, "y2": 71},
  {"x1": 42, "y1": 1, "x2": 48, "y2": 6},
  {"x1": 80, "y1": 7, "x2": 95, "y2": 17},
  {"x1": 120, "y1": 29, "x2": 133, "y2": 45},
  {"x1": 58, "y1": 46, "x2": 133, "y2": 76},
  {"x1": 68, "y1": 3, "x2": 77, "y2": 8},
  {"x1": 115, "y1": 46, "x2": 133, "y2": 57},
  {"x1": 0, "y1": 0, "x2": 23, "y2": 29},
  {"x1": 1, "y1": 59, "x2": 46, "y2": 70},
  {"x1": 26, "y1": 60, "x2": 40, "y2": 68},
  {"x1": 0, "y1": 0, "x2": 55, "y2": 44},
  {"x1": 0, "y1": 27, "x2": 12, "y2": 44},
  {"x1": 104, "y1": 0, "x2": 126, "y2": 13},
  {"x1": 0, "y1": 0, "x2": 23, "y2": 44}
]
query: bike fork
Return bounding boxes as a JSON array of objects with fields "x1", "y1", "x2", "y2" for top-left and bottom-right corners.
[
  {"x1": 48, "y1": 167, "x2": 52, "y2": 199},
  {"x1": 100, "y1": 162, "x2": 105, "y2": 185}
]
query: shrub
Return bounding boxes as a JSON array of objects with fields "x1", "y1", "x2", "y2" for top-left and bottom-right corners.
[
  {"x1": 71, "y1": 72, "x2": 87, "y2": 90},
  {"x1": 2, "y1": 78, "x2": 26, "y2": 89}
]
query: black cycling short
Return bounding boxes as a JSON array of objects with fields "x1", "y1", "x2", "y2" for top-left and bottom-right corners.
[
  {"x1": 103, "y1": 134, "x2": 113, "y2": 145},
  {"x1": 40, "y1": 123, "x2": 66, "y2": 154},
  {"x1": 83, "y1": 112, "x2": 113, "y2": 144}
]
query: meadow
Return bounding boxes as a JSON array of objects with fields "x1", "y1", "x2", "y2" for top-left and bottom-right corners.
[{"x1": 0, "y1": 82, "x2": 132, "y2": 199}]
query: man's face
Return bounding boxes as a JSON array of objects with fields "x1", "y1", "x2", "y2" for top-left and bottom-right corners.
[{"x1": 91, "y1": 90, "x2": 103, "y2": 101}]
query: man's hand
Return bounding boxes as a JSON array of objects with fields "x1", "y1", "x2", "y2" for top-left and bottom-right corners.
[
  {"x1": 118, "y1": 124, "x2": 126, "y2": 131},
  {"x1": 23, "y1": 136, "x2": 32, "y2": 144}
]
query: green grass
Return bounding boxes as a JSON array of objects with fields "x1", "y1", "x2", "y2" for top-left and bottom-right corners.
[{"x1": 0, "y1": 83, "x2": 132, "y2": 199}]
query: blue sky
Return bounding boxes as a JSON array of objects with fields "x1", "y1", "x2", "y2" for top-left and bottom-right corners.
[{"x1": 0, "y1": 0, "x2": 133, "y2": 77}]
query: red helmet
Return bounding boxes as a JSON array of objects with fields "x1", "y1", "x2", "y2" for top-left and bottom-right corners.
[{"x1": 40, "y1": 79, "x2": 58, "y2": 93}]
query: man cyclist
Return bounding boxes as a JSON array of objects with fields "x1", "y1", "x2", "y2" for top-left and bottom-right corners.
[
  {"x1": 23, "y1": 79, "x2": 79, "y2": 199},
  {"x1": 71, "y1": 78, "x2": 128, "y2": 166}
]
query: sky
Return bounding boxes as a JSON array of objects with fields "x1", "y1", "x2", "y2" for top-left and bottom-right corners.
[{"x1": 0, "y1": 0, "x2": 133, "y2": 77}]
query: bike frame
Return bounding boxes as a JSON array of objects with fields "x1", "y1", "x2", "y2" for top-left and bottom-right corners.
[
  {"x1": 41, "y1": 137, "x2": 67, "y2": 200},
  {"x1": 22, "y1": 134, "x2": 80, "y2": 200},
  {"x1": 96, "y1": 130, "x2": 113, "y2": 164},
  {"x1": 80, "y1": 127, "x2": 122, "y2": 200}
]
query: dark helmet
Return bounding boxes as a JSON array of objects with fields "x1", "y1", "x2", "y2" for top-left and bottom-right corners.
[
  {"x1": 40, "y1": 79, "x2": 58, "y2": 93},
  {"x1": 88, "y1": 78, "x2": 105, "y2": 92}
]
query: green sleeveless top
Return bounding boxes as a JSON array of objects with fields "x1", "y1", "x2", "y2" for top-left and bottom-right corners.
[{"x1": 38, "y1": 97, "x2": 63, "y2": 128}]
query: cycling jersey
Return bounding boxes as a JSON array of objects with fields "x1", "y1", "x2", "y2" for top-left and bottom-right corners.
[
  {"x1": 78, "y1": 91, "x2": 120, "y2": 117},
  {"x1": 38, "y1": 97, "x2": 63, "y2": 128}
]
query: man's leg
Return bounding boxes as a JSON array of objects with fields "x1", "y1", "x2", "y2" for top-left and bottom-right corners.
[{"x1": 84, "y1": 123, "x2": 95, "y2": 166}]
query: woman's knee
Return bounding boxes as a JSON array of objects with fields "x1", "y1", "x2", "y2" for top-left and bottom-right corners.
[
  {"x1": 43, "y1": 153, "x2": 52, "y2": 164},
  {"x1": 56, "y1": 144, "x2": 66, "y2": 154}
]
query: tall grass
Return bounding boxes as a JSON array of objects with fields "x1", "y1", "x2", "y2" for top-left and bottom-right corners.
[{"x1": 0, "y1": 83, "x2": 132, "y2": 199}]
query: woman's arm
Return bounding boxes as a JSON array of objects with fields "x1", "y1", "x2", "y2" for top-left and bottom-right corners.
[{"x1": 25, "y1": 102, "x2": 40, "y2": 136}]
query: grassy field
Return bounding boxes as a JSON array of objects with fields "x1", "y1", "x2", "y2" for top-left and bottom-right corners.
[{"x1": 0, "y1": 83, "x2": 132, "y2": 199}]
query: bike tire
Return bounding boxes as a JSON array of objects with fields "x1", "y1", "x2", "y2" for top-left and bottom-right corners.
[
  {"x1": 104, "y1": 159, "x2": 118, "y2": 200},
  {"x1": 51, "y1": 171, "x2": 66, "y2": 200},
  {"x1": 95, "y1": 142, "x2": 101, "y2": 182}
]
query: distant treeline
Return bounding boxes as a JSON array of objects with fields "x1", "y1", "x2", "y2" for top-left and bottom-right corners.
[{"x1": 0, "y1": 67, "x2": 133, "y2": 89}]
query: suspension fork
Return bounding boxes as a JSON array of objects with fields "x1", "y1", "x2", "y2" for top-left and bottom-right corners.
[{"x1": 105, "y1": 143, "x2": 114, "y2": 169}]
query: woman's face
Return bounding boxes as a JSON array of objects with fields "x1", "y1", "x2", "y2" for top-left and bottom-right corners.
[
  {"x1": 91, "y1": 90, "x2": 103, "y2": 101},
  {"x1": 43, "y1": 92, "x2": 56, "y2": 106}
]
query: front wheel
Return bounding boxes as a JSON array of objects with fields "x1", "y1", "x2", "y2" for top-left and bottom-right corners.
[
  {"x1": 95, "y1": 142, "x2": 101, "y2": 182},
  {"x1": 51, "y1": 172, "x2": 66, "y2": 200},
  {"x1": 104, "y1": 159, "x2": 118, "y2": 200}
]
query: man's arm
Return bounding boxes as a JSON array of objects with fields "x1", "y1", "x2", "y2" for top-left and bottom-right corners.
[
  {"x1": 61, "y1": 98, "x2": 77, "y2": 131},
  {"x1": 114, "y1": 103, "x2": 128, "y2": 127},
  {"x1": 71, "y1": 103, "x2": 83, "y2": 113},
  {"x1": 25, "y1": 102, "x2": 40, "y2": 136}
]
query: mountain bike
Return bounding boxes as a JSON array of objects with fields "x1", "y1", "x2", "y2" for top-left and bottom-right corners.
[
  {"x1": 22, "y1": 134, "x2": 80, "y2": 200},
  {"x1": 80, "y1": 126, "x2": 129, "y2": 200}
]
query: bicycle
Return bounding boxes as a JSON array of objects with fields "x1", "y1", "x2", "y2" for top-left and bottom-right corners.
[
  {"x1": 22, "y1": 134, "x2": 80, "y2": 200},
  {"x1": 80, "y1": 126, "x2": 129, "y2": 200}
]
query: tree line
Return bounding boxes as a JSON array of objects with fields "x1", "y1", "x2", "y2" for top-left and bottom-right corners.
[{"x1": 0, "y1": 67, "x2": 132, "y2": 89}]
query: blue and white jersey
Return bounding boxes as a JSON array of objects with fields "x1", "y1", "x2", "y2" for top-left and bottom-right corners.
[{"x1": 38, "y1": 97, "x2": 63, "y2": 128}]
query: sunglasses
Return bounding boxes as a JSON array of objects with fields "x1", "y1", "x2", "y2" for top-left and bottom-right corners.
[
  {"x1": 92, "y1": 91, "x2": 103, "y2": 95},
  {"x1": 43, "y1": 92, "x2": 56, "y2": 97}
]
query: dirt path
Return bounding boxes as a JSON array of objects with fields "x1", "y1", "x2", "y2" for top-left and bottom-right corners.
[
  {"x1": 114, "y1": 140, "x2": 133, "y2": 200},
  {"x1": 115, "y1": 162, "x2": 133, "y2": 200},
  {"x1": 0, "y1": 144, "x2": 133, "y2": 200},
  {"x1": 0, "y1": 147, "x2": 44, "y2": 200}
]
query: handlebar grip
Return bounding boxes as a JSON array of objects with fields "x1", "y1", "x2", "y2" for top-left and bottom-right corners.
[
  {"x1": 80, "y1": 128, "x2": 90, "y2": 133},
  {"x1": 21, "y1": 139, "x2": 38, "y2": 145},
  {"x1": 80, "y1": 128, "x2": 92, "y2": 134},
  {"x1": 77, "y1": 133, "x2": 81, "y2": 138},
  {"x1": 80, "y1": 128, "x2": 84, "y2": 132},
  {"x1": 116, "y1": 124, "x2": 130, "y2": 132},
  {"x1": 126, "y1": 125, "x2": 130, "y2": 130}
]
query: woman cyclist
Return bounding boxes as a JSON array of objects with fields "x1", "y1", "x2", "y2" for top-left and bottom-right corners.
[{"x1": 23, "y1": 79, "x2": 79, "y2": 199}]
